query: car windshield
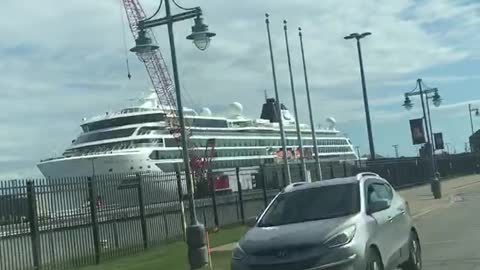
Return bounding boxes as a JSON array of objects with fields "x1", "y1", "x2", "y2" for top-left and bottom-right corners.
[{"x1": 258, "y1": 183, "x2": 360, "y2": 227}]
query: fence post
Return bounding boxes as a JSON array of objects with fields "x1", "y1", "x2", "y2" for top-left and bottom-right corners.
[
  {"x1": 330, "y1": 163, "x2": 334, "y2": 178},
  {"x1": 207, "y1": 169, "x2": 219, "y2": 229},
  {"x1": 26, "y1": 181, "x2": 41, "y2": 270},
  {"x1": 235, "y1": 167, "x2": 245, "y2": 224},
  {"x1": 261, "y1": 165, "x2": 268, "y2": 208},
  {"x1": 202, "y1": 206, "x2": 207, "y2": 228},
  {"x1": 137, "y1": 174, "x2": 148, "y2": 249},
  {"x1": 113, "y1": 220, "x2": 119, "y2": 249},
  {"x1": 87, "y1": 177, "x2": 101, "y2": 264},
  {"x1": 162, "y1": 212, "x2": 169, "y2": 240},
  {"x1": 175, "y1": 165, "x2": 187, "y2": 241}
]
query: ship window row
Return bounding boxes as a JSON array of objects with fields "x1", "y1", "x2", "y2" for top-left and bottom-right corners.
[
  {"x1": 73, "y1": 128, "x2": 137, "y2": 145},
  {"x1": 188, "y1": 118, "x2": 228, "y2": 128},
  {"x1": 150, "y1": 148, "x2": 268, "y2": 160},
  {"x1": 148, "y1": 146, "x2": 352, "y2": 160},
  {"x1": 81, "y1": 113, "x2": 166, "y2": 132},
  {"x1": 170, "y1": 138, "x2": 349, "y2": 148},
  {"x1": 137, "y1": 126, "x2": 164, "y2": 136},
  {"x1": 318, "y1": 146, "x2": 352, "y2": 154},
  {"x1": 65, "y1": 139, "x2": 164, "y2": 156}
]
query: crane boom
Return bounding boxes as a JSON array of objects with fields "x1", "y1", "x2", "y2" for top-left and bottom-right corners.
[
  {"x1": 122, "y1": 0, "x2": 177, "y2": 117},
  {"x1": 121, "y1": 0, "x2": 211, "y2": 174}
]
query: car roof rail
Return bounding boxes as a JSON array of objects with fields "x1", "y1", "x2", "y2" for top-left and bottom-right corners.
[
  {"x1": 356, "y1": 172, "x2": 380, "y2": 180},
  {"x1": 283, "y1": 182, "x2": 306, "y2": 192}
]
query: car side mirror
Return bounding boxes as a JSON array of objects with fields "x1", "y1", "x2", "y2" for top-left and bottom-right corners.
[
  {"x1": 367, "y1": 200, "x2": 389, "y2": 214},
  {"x1": 245, "y1": 216, "x2": 258, "y2": 227}
]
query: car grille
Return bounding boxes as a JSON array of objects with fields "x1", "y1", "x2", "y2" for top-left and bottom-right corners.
[
  {"x1": 249, "y1": 258, "x2": 318, "y2": 270},
  {"x1": 251, "y1": 244, "x2": 316, "y2": 256}
]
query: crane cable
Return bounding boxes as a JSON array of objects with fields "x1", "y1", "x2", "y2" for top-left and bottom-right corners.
[{"x1": 119, "y1": 0, "x2": 131, "y2": 79}]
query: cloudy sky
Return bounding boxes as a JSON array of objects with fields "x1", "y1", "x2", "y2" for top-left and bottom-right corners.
[{"x1": 1, "y1": 0, "x2": 479, "y2": 178}]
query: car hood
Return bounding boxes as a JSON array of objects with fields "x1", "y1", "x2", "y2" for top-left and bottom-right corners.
[{"x1": 239, "y1": 215, "x2": 356, "y2": 254}]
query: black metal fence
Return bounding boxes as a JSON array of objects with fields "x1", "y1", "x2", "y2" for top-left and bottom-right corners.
[
  {"x1": 0, "y1": 168, "x2": 279, "y2": 270},
  {"x1": 1, "y1": 153, "x2": 479, "y2": 270}
]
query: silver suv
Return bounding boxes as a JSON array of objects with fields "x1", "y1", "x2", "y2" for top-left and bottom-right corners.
[{"x1": 231, "y1": 172, "x2": 422, "y2": 270}]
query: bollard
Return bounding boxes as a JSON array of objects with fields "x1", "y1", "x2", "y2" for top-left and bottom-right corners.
[
  {"x1": 432, "y1": 179, "x2": 442, "y2": 199},
  {"x1": 186, "y1": 224, "x2": 208, "y2": 269}
]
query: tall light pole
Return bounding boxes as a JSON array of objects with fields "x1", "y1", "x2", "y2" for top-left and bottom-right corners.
[
  {"x1": 265, "y1": 14, "x2": 291, "y2": 185},
  {"x1": 344, "y1": 32, "x2": 376, "y2": 160},
  {"x1": 468, "y1": 104, "x2": 479, "y2": 135},
  {"x1": 392, "y1": 144, "x2": 399, "y2": 158},
  {"x1": 130, "y1": 1, "x2": 215, "y2": 268},
  {"x1": 283, "y1": 20, "x2": 307, "y2": 180},
  {"x1": 402, "y1": 78, "x2": 442, "y2": 199},
  {"x1": 298, "y1": 27, "x2": 322, "y2": 181}
]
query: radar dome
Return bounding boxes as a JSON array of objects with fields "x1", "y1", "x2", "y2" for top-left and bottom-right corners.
[
  {"x1": 326, "y1": 117, "x2": 336, "y2": 129},
  {"x1": 228, "y1": 102, "x2": 243, "y2": 118},
  {"x1": 200, "y1": 107, "x2": 212, "y2": 117}
]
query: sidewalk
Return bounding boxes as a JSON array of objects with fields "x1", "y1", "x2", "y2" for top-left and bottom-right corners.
[
  {"x1": 398, "y1": 174, "x2": 480, "y2": 217},
  {"x1": 211, "y1": 174, "x2": 480, "y2": 252}
]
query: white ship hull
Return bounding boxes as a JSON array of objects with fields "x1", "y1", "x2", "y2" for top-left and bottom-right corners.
[{"x1": 37, "y1": 150, "x2": 156, "y2": 178}]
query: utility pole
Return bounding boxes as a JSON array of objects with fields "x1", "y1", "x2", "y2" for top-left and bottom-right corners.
[{"x1": 392, "y1": 144, "x2": 399, "y2": 158}]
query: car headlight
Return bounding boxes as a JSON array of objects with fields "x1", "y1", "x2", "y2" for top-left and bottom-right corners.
[
  {"x1": 232, "y1": 243, "x2": 246, "y2": 260},
  {"x1": 325, "y1": 225, "x2": 356, "y2": 248}
]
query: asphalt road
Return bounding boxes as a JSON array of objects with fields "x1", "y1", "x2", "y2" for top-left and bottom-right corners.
[{"x1": 415, "y1": 182, "x2": 480, "y2": 270}]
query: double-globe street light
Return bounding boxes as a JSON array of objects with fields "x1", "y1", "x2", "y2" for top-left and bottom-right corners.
[
  {"x1": 129, "y1": 1, "x2": 215, "y2": 269},
  {"x1": 402, "y1": 78, "x2": 442, "y2": 198},
  {"x1": 344, "y1": 32, "x2": 376, "y2": 160}
]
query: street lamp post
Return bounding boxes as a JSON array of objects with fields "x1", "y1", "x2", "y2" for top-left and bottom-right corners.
[
  {"x1": 298, "y1": 27, "x2": 322, "y2": 181},
  {"x1": 265, "y1": 14, "x2": 291, "y2": 185},
  {"x1": 468, "y1": 104, "x2": 479, "y2": 135},
  {"x1": 283, "y1": 20, "x2": 307, "y2": 180},
  {"x1": 130, "y1": 1, "x2": 215, "y2": 269},
  {"x1": 402, "y1": 78, "x2": 442, "y2": 199},
  {"x1": 344, "y1": 32, "x2": 376, "y2": 160},
  {"x1": 425, "y1": 90, "x2": 442, "y2": 148}
]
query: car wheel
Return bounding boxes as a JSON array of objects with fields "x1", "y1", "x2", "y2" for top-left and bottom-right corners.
[
  {"x1": 366, "y1": 247, "x2": 384, "y2": 270},
  {"x1": 401, "y1": 231, "x2": 422, "y2": 270}
]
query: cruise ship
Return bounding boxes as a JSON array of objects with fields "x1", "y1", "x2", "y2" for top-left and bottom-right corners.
[{"x1": 37, "y1": 90, "x2": 357, "y2": 180}]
